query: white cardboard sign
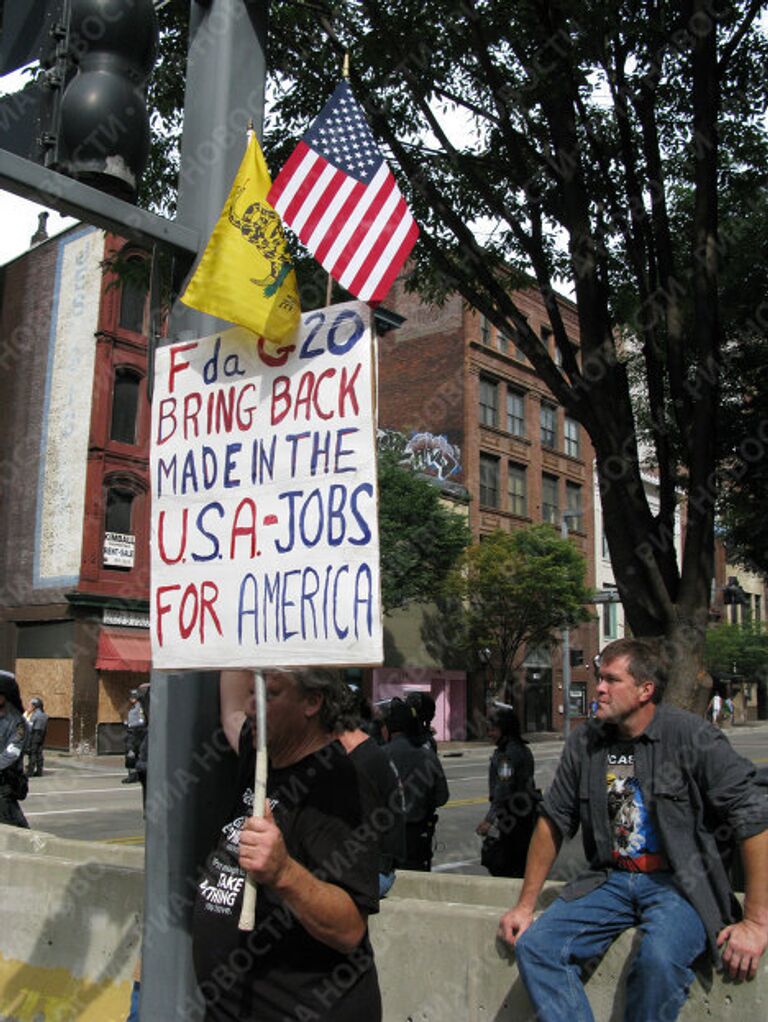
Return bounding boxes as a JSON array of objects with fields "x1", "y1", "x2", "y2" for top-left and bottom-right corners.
[{"x1": 150, "y1": 302, "x2": 383, "y2": 669}]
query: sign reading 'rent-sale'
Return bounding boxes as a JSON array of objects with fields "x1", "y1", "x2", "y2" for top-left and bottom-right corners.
[{"x1": 149, "y1": 301, "x2": 383, "y2": 669}]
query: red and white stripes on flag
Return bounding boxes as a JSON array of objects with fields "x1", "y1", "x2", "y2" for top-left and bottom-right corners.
[{"x1": 268, "y1": 81, "x2": 419, "y2": 304}]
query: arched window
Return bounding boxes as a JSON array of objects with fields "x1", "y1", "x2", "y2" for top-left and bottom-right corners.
[
  {"x1": 104, "y1": 487, "x2": 135, "y2": 570},
  {"x1": 118, "y1": 257, "x2": 148, "y2": 333},
  {"x1": 105, "y1": 487, "x2": 134, "y2": 534},
  {"x1": 110, "y1": 367, "x2": 141, "y2": 444}
]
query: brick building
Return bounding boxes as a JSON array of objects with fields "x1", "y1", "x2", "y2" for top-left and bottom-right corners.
[
  {"x1": 0, "y1": 224, "x2": 152, "y2": 753},
  {"x1": 378, "y1": 282, "x2": 598, "y2": 733}
]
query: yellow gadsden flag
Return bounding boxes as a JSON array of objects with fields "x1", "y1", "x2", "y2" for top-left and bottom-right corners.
[{"x1": 180, "y1": 133, "x2": 301, "y2": 343}]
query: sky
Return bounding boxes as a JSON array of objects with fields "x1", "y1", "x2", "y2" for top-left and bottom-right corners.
[
  {"x1": 0, "y1": 66, "x2": 77, "y2": 265},
  {"x1": 0, "y1": 192, "x2": 77, "y2": 265}
]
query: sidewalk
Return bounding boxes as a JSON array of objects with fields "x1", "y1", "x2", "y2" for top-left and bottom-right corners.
[
  {"x1": 43, "y1": 750, "x2": 125, "y2": 771},
  {"x1": 437, "y1": 717, "x2": 768, "y2": 757},
  {"x1": 437, "y1": 731, "x2": 562, "y2": 757},
  {"x1": 42, "y1": 719, "x2": 767, "y2": 769}
]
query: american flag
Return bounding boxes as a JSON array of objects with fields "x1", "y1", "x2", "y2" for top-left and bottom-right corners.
[{"x1": 268, "y1": 81, "x2": 419, "y2": 304}]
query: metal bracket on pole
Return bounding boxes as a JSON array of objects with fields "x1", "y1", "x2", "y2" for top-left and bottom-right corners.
[{"x1": 0, "y1": 148, "x2": 199, "y2": 259}]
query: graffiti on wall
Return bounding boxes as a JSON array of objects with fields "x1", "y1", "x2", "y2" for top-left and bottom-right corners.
[
  {"x1": 403, "y1": 432, "x2": 462, "y2": 479},
  {"x1": 377, "y1": 428, "x2": 462, "y2": 480}
]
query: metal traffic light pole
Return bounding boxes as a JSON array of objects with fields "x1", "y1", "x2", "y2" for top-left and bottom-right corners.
[{"x1": 140, "y1": 2, "x2": 268, "y2": 1018}]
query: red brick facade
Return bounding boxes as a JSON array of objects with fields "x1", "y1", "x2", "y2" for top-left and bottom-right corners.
[
  {"x1": 0, "y1": 227, "x2": 152, "y2": 752},
  {"x1": 379, "y1": 280, "x2": 598, "y2": 732}
]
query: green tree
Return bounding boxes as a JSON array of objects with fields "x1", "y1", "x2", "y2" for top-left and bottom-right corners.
[
  {"x1": 714, "y1": 187, "x2": 768, "y2": 575},
  {"x1": 258, "y1": 0, "x2": 768, "y2": 708},
  {"x1": 144, "y1": 2, "x2": 768, "y2": 707},
  {"x1": 377, "y1": 447, "x2": 470, "y2": 613},
  {"x1": 446, "y1": 525, "x2": 591, "y2": 699},
  {"x1": 704, "y1": 622, "x2": 768, "y2": 682}
]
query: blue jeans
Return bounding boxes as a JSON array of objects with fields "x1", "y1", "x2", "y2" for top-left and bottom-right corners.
[
  {"x1": 126, "y1": 979, "x2": 140, "y2": 1022},
  {"x1": 515, "y1": 872, "x2": 707, "y2": 1022},
  {"x1": 379, "y1": 871, "x2": 396, "y2": 897}
]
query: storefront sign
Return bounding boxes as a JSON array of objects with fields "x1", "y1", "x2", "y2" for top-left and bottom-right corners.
[
  {"x1": 103, "y1": 531, "x2": 135, "y2": 568},
  {"x1": 103, "y1": 609, "x2": 150, "y2": 629}
]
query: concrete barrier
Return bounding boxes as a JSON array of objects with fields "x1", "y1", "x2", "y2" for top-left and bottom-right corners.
[
  {"x1": 0, "y1": 829, "x2": 143, "y2": 1022},
  {"x1": 377, "y1": 872, "x2": 768, "y2": 1020},
  {"x1": 0, "y1": 827, "x2": 765, "y2": 1021}
]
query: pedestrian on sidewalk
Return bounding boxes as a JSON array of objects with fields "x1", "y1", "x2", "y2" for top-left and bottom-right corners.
[
  {"x1": 405, "y1": 690, "x2": 438, "y2": 752},
  {"x1": 707, "y1": 691, "x2": 722, "y2": 725},
  {"x1": 0, "y1": 670, "x2": 30, "y2": 828},
  {"x1": 25, "y1": 697, "x2": 48, "y2": 777},
  {"x1": 723, "y1": 695, "x2": 735, "y2": 725},
  {"x1": 123, "y1": 689, "x2": 146, "y2": 784}
]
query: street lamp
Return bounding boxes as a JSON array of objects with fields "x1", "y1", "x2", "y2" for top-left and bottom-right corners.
[{"x1": 561, "y1": 511, "x2": 580, "y2": 740}]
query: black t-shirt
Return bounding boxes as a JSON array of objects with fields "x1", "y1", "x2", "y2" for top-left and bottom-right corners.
[
  {"x1": 192, "y1": 736, "x2": 381, "y2": 1022},
  {"x1": 348, "y1": 736, "x2": 406, "y2": 872}
]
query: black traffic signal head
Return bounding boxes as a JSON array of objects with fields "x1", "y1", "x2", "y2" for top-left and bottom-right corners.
[
  {"x1": 0, "y1": 0, "x2": 159, "y2": 202},
  {"x1": 54, "y1": 0, "x2": 159, "y2": 200}
]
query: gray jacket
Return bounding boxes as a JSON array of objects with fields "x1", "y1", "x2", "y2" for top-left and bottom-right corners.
[{"x1": 542, "y1": 704, "x2": 768, "y2": 960}]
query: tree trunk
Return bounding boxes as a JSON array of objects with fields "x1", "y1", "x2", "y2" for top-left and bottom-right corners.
[{"x1": 662, "y1": 620, "x2": 712, "y2": 715}]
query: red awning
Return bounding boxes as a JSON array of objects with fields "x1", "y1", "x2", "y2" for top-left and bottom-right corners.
[{"x1": 95, "y1": 627, "x2": 151, "y2": 673}]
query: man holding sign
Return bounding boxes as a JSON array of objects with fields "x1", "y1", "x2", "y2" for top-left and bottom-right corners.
[{"x1": 192, "y1": 668, "x2": 381, "y2": 1021}]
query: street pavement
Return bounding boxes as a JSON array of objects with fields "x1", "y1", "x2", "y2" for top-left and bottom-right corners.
[{"x1": 19, "y1": 721, "x2": 768, "y2": 875}]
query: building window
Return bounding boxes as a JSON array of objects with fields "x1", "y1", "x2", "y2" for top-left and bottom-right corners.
[
  {"x1": 506, "y1": 388, "x2": 526, "y2": 437},
  {"x1": 564, "y1": 416, "x2": 580, "y2": 458},
  {"x1": 480, "y1": 316, "x2": 491, "y2": 345},
  {"x1": 479, "y1": 377, "x2": 498, "y2": 428},
  {"x1": 540, "y1": 402, "x2": 557, "y2": 448},
  {"x1": 104, "y1": 487, "x2": 136, "y2": 570},
  {"x1": 602, "y1": 528, "x2": 610, "y2": 560},
  {"x1": 566, "y1": 481, "x2": 583, "y2": 531},
  {"x1": 498, "y1": 330, "x2": 510, "y2": 354},
  {"x1": 508, "y1": 462, "x2": 527, "y2": 516},
  {"x1": 569, "y1": 681, "x2": 587, "y2": 717},
  {"x1": 118, "y1": 257, "x2": 148, "y2": 333},
  {"x1": 755, "y1": 594, "x2": 762, "y2": 623},
  {"x1": 105, "y1": 487, "x2": 134, "y2": 534},
  {"x1": 541, "y1": 324, "x2": 558, "y2": 363},
  {"x1": 110, "y1": 368, "x2": 141, "y2": 444},
  {"x1": 480, "y1": 454, "x2": 500, "y2": 507},
  {"x1": 542, "y1": 473, "x2": 559, "y2": 524}
]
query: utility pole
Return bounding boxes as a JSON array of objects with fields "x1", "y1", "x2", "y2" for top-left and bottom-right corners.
[{"x1": 140, "y1": 3, "x2": 268, "y2": 1018}]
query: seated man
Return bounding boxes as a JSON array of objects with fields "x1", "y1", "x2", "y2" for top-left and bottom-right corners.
[
  {"x1": 192, "y1": 668, "x2": 381, "y2": 1022},
  {"x1": 499, "y1": 637, "x2": 768, "y2": 1022}
]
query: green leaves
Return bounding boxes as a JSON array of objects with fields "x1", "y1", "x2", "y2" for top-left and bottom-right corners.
[
  {"x1": 378, "y1": 450, "x2": 470, "y2": 613},
  {"x1": 446, "y1": 525, "x2": 591, "y2": 692},
  {"x1": 705, "y1": 622, "x2": 768, "y2": 681}
]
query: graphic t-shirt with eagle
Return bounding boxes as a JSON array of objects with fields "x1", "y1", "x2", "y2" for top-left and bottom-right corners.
[{"x1": 606, "y1": 743, "x2": 669, "y2": 872}]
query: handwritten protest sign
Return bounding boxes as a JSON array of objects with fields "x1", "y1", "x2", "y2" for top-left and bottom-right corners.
[{"x1": 150, "y1": 302, "x2": 383, "y2": 669}]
